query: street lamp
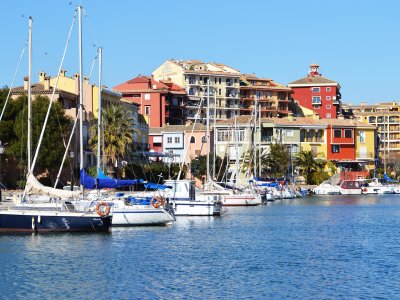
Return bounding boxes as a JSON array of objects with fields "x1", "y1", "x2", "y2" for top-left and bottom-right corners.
[{"x1": 69, "y1": 151, "x2": 74, "y2": 191}]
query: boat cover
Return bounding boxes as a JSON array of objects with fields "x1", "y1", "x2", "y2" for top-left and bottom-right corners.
[
  {"x1": 144, "y1": 183, "x2": 172, "y2": 190},
  {"x1": 25, "y1": 173, "x2": 82, "y2": 198},
  {"x1": 80, "y1": 169, "x2": 144, "y2": 189}
]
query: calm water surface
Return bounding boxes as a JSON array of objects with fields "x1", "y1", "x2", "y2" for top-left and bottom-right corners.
[{"x1": 1, "y1": 194, "x2": 400, "y2": 299}]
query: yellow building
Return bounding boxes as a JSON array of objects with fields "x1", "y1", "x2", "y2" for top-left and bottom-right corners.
[{"x1": 343, "y1": 101, "x2": 399, "y2": 165}]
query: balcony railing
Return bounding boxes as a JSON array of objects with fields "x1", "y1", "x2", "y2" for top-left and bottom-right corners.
[{"x1": 355, "y1": 151, "x2": 375, "y2": 159}]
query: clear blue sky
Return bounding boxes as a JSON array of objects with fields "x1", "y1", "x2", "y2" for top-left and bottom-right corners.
[{"x1": 1, "y1": 0, "x2": 399, "y2": 104}]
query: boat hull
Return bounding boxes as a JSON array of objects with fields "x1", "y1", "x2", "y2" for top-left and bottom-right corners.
[
  {"x1": 171, "y1": 199, "x2": 221, "y2": 216},
  {"x1": 112, "y1": 208, "x2": 175, "y2": 226},
  {"x1": 222, "y1": 195, "x2": 262, "y2": 206},
  {"x1": 0, "y1": 210, "x2": 111, "y2": 233}
]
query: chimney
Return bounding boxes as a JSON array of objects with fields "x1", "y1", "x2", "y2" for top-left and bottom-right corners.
[
  {"x1": 338, "y1": 114, "x2": 345, "y2": 120},
  {"x1": 74, "y1": 73, "x2": 80, "y2": 94},
  {"x1": 39, "y1": 71, "x2": 46, "y2": 82},
  {"x1": 60, "y1": 69, "x2": 66, "y2": 76},
  {"x1": 23, "y1": 76, "x2": 29, "y2": 91},
  {"x1": 287, "y1": 113, "x2": 294, "y2": 121},
  {"x1": 44, "y1": 75, "x2": 51, "y2": 90}
]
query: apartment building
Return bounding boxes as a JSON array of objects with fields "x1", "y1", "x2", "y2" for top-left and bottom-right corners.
[
  {"x1": 342, "y1": 101, "x2": 400, "y2": 162},
  {"x1": 288, "y1": 64, "x2": 342, "y2": 118},
  {"x1": 113, "y1": 76, "x2": 187, "y2": 127},
  {"x1": 240, "y1": 74, "x2": 294, "y2": 118},
  {"x1": 152, "y1": 59, "x2": 241, "y2": 121}
]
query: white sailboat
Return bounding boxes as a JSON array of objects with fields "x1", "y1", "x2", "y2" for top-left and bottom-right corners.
[
  {"x1": 0, "y1": 9, "x2": 112, "y2": 233},
  {"x1": 76, "y1": 46, "x2": 175, "y2": 226}
]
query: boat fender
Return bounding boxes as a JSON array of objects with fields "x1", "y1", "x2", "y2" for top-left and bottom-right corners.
[
  {"x1": 32, "y1": 216, "x2": 35, "y2": 230},
  {"x1": 96, "y1": 202, "x2": 111, "y2": 217},
  {"x1": 362, "y1": 187, "x2": 368, "y2": 193},
  {"x1": 151, "y1": 196, "x2": 164, "y2": 208},
  {"x1": 38, "y1": 215, "x2": 41, "y2": 223}
]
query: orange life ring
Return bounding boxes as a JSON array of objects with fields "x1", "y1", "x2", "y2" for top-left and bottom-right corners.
[
  {"x1": 96, "y1": 202, "x2": 111, "y2": 217},
  {"x1": 151, "y1": 196, "x2": 164, "y2": 208}
]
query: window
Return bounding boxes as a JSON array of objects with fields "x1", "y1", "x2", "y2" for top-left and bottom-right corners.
[
  {"x1": 219, "y1": 78, "x2": 221, "y2": 84},
  {"x1": 326, "y1": 87, "x2": 331, "y2": 92},
  {"x1": 326, "y1": 113, "x2": 332, "y2": 118},
  {"x1": 214, "y1": 78, "x2": 217, "y2": 84},
  {"x1": 219, "y1": 89, "x2": 222, "y2": 96},
  {"x1": 217, "y1": 130, "x2": 231, "y2": 142},
  {"x1": 132, "y1": 94, "x2": 140, "y2": 98},
  {"x1": 145, "y1": 93, "x2": 150, "y2": 100},
  {"x1": 326, "y1": 96, "x2": 331, "y2": 100},
  {"x1": 312, "y1": 96, "x2": 321, "y2": 104},
  {"x1": 345, "y1": 129, "x2": 352, "y2": 138},
  {"x1": 326, "y1": 105, "x2": 331, "y2": 109},
  {"x1": 286, "y1": 130, "x2": 293, "y2": 137},
  {"x1": 332, "y1": 145, "x2": 340, "y2": 153},
  {"x1": 312, "y1": 87, "x2": 320, "y2": 93},
  {"x1": 145, "y1": 106, "x2": 150, "y2": 115},
  {"x1": 175, "y1": 137, "x2": 180, "y2": 143},
  {"x1": 334, "y1": 129, "x2": 342, "y2": 138},
  {"x1": 190, "y1": 136, "x2": 195, "y2": 143},
  {"x1": 167, "y1": 137, "x2": 172, "y2": 143},
  {"x1": 360, "y1": 131, "x2": 365, "y2": 143}
]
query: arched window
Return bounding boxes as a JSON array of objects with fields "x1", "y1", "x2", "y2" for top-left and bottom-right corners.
[{"x1": 190, "y1": 136, "x2": 196, "y2": 143}]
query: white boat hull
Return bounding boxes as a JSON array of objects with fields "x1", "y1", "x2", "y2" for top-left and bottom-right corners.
[
  {"x1": 170, "y1": 199, "x2": 221, "y2": 216},
  {"x1": 221, "y1": 194, "x2": 262, "y2": 206},
  {"x1": 112, "y1": 207, "x2": 175, "y2": 226}
]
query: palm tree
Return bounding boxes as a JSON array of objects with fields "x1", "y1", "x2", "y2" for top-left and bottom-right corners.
[
  {"x1": 295, "y1": 150, "x2": 326, "y2": 184},
  {"x1": 89, "y1": 104, "x2": 133, "y2": 177}
]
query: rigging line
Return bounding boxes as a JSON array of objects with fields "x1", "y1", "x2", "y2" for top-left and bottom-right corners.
[
  {"x1": 0, "y1": 40, "x2": 27, "y2": 122},
  {"x1": 24, "y1": 11, "x2": 77, "y2": 200},
  {"x1": 55, "y1": 53, "x2": 97, "y2": 151},
  {"x1": 177, "y1": 94, "x2": 206, "y2": 179}
]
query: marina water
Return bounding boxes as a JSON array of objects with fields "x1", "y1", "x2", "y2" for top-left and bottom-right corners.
[{"x1": 1, "y1": 194, "x2": 400, "y2": 299}]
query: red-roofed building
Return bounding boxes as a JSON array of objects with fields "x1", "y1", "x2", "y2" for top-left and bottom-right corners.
[
  {"x1": 113, "y1": 76, "x2": 187, "y2": 127},
  {"x1": 288, "y1": 64, "x2": 342, "y2": 119}
]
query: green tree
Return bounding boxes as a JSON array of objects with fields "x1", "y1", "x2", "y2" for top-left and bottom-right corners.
[
  {"x1": 190, "y1": 153, "x2": 225, "y2": 181},
  {"x1": 89, "y1": 104, "x2": 133, "y2": 176},
  {"x1": 265, "y1": 142, "x2": 290, "y2": 178},
  {"x1": 295, "y1": 150, "x2": 326, "y2": 184},
  {"x1": 9, "y1": 95, "x2": 72, "y2": 175}
]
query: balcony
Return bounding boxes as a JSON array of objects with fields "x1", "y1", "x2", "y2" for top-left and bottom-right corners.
[
  {"x1": 355, "y1": 151, "x2": 375, "y2": 160},
  {"x1": 303, "y1": 137, "x2": 324, "y2": 143}
]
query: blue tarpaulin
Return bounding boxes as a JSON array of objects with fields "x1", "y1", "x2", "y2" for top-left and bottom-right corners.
[
  {"x1": 80, "y1": 169, "x2": 144, "y2": 189},
  {"x1": 144, "y1": 183, "x2": 172, "y2": 190},
  {"x1": 384, "y1": 173, "x2": 397, "y2": 183}
]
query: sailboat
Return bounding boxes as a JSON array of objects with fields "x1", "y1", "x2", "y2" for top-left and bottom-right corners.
[
  {"x1": 0, "y1": 7, "x2": 112, "y2": 233},
  {"x1": 74, "y1": 46, "x2": 175, "y2": 226}
]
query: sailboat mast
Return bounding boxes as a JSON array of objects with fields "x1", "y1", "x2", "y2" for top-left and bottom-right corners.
[
  {"x1": 78, "y1": 6, "x2": 84, "y2": 191},
  {"x1": 97, "y1": 47, "x2": 102, "y2": 177},
  {"x1": 213, "y1": 90, "x2": 216, "y2": 180},
  {"x1": 27, "y1": 16, "x2": 32, "y2": 171},
  {"x1": 206, "y1": 78, "x2": 210, "y2": 181}
]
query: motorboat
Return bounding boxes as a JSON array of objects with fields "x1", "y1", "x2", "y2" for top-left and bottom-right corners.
[
  {"x1": 360, "y1": 178, "x2": 394, "y2": 194},
  {"x1": 163, "y1": 180, "x2": 222, "y2": 216},
  {"x1": 312, "y1": 180, "x2": 341, "y2": 195},
  {"x1": 339, "y1": 180, "x2": 362, "y2": 195}
]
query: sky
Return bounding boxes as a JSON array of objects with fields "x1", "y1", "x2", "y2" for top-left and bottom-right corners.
[{"x1": 1, "y1": 0, "x2": 399, "y2": 105}]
